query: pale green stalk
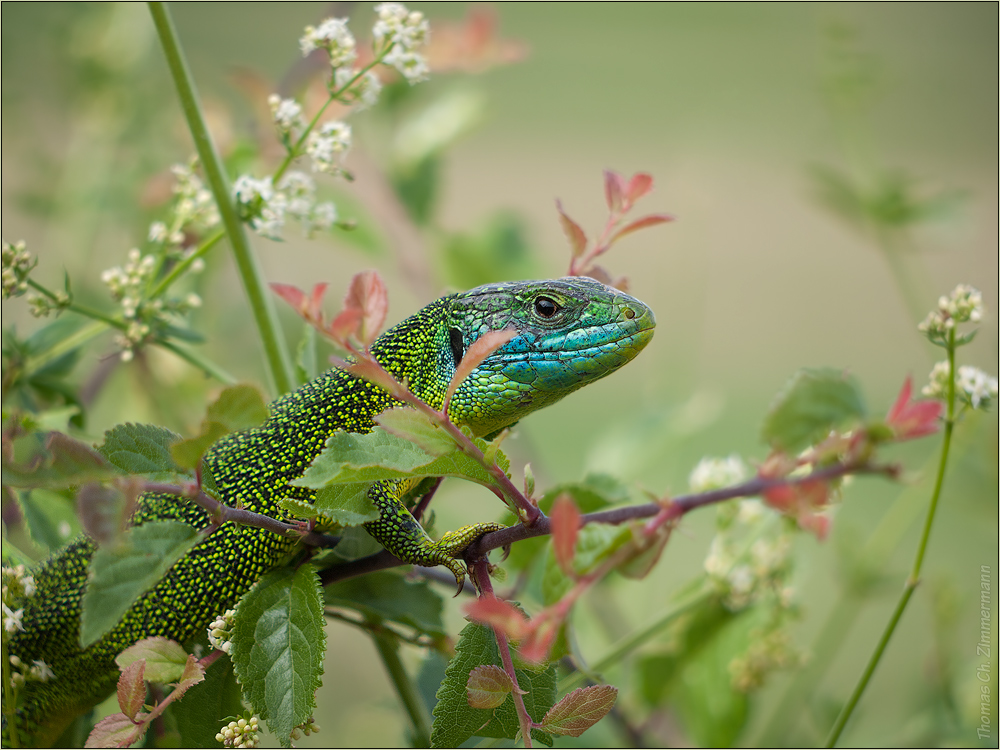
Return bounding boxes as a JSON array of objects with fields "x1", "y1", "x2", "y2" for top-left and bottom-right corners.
[{"x1": 148, "y1": 2, "x2": 294, "y2": 396}]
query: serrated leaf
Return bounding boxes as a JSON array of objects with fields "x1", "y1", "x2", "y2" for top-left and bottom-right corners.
[
  {"x1": 174, "y1": 654, "x2": 206, "y2": 694},
  {"x1": 17, "y1": 489, "x2": 77, "y2": 551},
  {"x1": 324, "y1": 570, "x2": 445, "y2": 636},
  {"x1": 292, "y1": 428, "x2": 507, "y2": 489},
  {"x1": 312, "y1": 483, "x2": 379, "y2": 525},
  {"x1": 80, "y1": 521, "x2": 201, "y2": 646},
  {"x1": 231, "y1": 566, "x2": 326, "y2": 747},
  {"x1": 376, "y1": 408, "x2": 458, "y2": 456},
  {"x1": 761, "y1": 368, "x2": 867, "y2": 452},
  {"x1": 116, "y1": 637, "x2": 190, "y2": 684},
  {"x1": 76, "y1": 483, "x2": 129, "y2": 545},
  {"x1": 431, "y1": 620, "x2": 555, "y2": 748},
  {"x1": 206, "y1": 384, "x2": 269, "y2": 433},
  {"x1": 99, "y1": 423, "x2": 182, "y2": 475},
  {"x1": 541, "y1": 685, "x2": 617, "y2": 737},
  {"x1": 85, "y1": 712, "x2": 146, "y2": 748},
  {"x1": 170, "y1": 655, "x2": 244, "y2": 749},
  {"x1": 117, "y1": 659, "x2": 147, "y2": 721},
  {"x1": 467, "y1": 665, "x2": 515, "y2": 709}
]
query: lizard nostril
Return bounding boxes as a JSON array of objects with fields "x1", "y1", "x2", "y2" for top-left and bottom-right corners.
[{"x1": 623, "y1": 308, "x2": 635, "y2": 320}]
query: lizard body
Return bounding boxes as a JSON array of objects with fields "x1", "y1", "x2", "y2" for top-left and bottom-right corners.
[{"x1": 7, "y1": 277, "x2": 655, "y2": 746}]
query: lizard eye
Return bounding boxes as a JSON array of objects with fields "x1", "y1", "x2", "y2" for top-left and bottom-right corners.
[{"x1": 534, "y1": 296, "x2": 560, "y2": 318}]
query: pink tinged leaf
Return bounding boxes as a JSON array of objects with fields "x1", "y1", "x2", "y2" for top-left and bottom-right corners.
[
  {"x1": 115, "y1": 636, "x2": 189, "y2": 684},
  {"x1": 344, "y1": 356, "x2": 410, "y2": 401},
  {"x1": 306, "y1": 282, "x2": 329, "y2": 322},
  {"x1": 327, "y1": 308, "x2": 362, "y2": 344},
  {"x1": 270, "y1": 283, "x2": 308, "y2": 318},
  {"x1": 117, "y1": 659, "x2": 146, "y2": 721},
  {"x1": 555, "y1": 200, "x2": 588, "y2": 259},
  {"x1": 609, "y1": 213, "x2": 675, "y2": 245},
  {"x1": 465, "y1": 596, "x2": 529, "y2": 640},
  {"x1": 550, "y1": 494, "x2": 580, "y2": 577},
  {"x1": 623, "y1": 172, "x2": 654, "y2": 207},
  {"x1": 342, "y1": 270, "x2": 389, "y2": 347},
  {"x1": 174, "y1": 654, "x2": 206, "y2": 695},
  {"x1": 85, "y1": 713, "x2": 147, "y2": 749},
  {"x1": 445, "y1": 328, "x2": 517, "y2": 411},
  {"x1": 466, "y1": 665, "x2": 517, "y2": 709},
  {"x1": 541, "y1": 685, "x2": 618, "y2": 737},
  {"x1": 603, "y1": 170, "x2": 626, "y2": 213},
  {"x1": 518, "y1": 616, "x2": 561, "y2": 664},
  {"x1": 885, "y1": 376, "x2": 942, "y2": 441}
]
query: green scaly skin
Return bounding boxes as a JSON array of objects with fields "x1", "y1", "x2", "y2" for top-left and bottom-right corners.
[{"x1": 6, "y1": 277, "x2": 655, "y2": 746}]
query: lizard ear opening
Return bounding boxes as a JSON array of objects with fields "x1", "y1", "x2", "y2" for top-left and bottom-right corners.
[{"x1": 449, "y1": 327, "x2": 464, "y2": 366}]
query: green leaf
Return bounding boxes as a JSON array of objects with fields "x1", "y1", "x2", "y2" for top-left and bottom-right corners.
[
  {"x1": 324, "y1": 570, "x2": 445, "y2": 637},
  {"x1": 761, "y1": 368, "x2": 867, "y2": 452},
  {"x1": 375, "y1": 407, "x2": 458, "y2": 456},
  {"x1": 538, "y1": 473, "x2": 631, "y2": 513},
  {"x1": 170, "y1": 655, "x2": 245, "y2": 750},
  {"x1": 206, "y1": 384, "x2": 269, "y2": 433},
  {"x1": 80, "y1": 521, "x2": 201, "y2": 646},
  {"x1": 231, "y1": 565, "x2": 326, "y2": 747},
  {"x1": 99, "y1": 423, "x2": 182, "y2": 475},
  {"x1": 542, "y1": 524, "x2": 632, "y2": 605},
  {"x1": 170, "y1": 422, "x2": 228, "y2": 471},
  {"x1": 466, "y1": 665, "x2": 514, "y2": 709},
  {"x1": 313, "y1": 483, "x2": 379, "y2": 526},
  {"x1": 116, "y1": 637, "x2": 190, "y2": 684},
  {"x1": 17, "y1": 489, "x2": 78, "y2": 551},
  {"x1": 116, "y1": 659, "x2": 147, "y2": 721},
  {"x1": 292, "y1": 428, "x2": 507, "y2": 489},
  {"x1": 85, "y1": 712, "x2": 145, "y2": 749},
  {"x1": 431, "y1": 621, "x2": 555, "y2": 748}
]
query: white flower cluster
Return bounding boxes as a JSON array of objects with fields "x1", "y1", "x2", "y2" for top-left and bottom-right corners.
[
  {"x1": 703, "y1": 500, "x2": 794, "y2": 611},
  {"x1": 8, "y1": 655, "x2": 55, "y2": 688},
  {"x1": 729, "y1": 627, "x2": 799, "y2": 692},
  {"x1": 918, "y1": 284, "x2": 984, "y2": 339},
  {"x1": 232, "y1": 172, "x2": 338, "y2": 241},
  {"x1": 334, "y1": 68, "x2": 383, "y2": 111},
  {"x1": 2, "y1": 564, "x2": 52, "y2": 689},
  {"x1": 2, "y1": 239, "x2": 35, "y2": 298},
  {"x1": 924, "y1": 361, "x2": 999, "y2": 411},
  {"x1": 268, "y1": 94, "x2": 306, "y2": 139},
  {"x1": 291, "y1": 716, "x2": 320, "y2": 740},
  {"x1": 207, "y1": 608, "x2": 236, "y2": 654},
  {"x1": 216, "y1": 716, "x2": 260, "y2": 749},
  {"x1": 306, "y1": 121, "x2": 352, "y2": 175},
  {"x1": 170, "y1": 161, "x2": 220, "y2": 235},
  {"x1": 300, "y1": 17, "x2": 357, "y2": 68},
  {"x1": 374, "y1": 2, "x2": 431, "y2": 83},
  {"x1": 689, "y1": 455, "x2": 748, "y2": 493}
]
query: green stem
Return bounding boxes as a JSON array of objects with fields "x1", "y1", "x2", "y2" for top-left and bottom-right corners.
[
  {"x1": 156, "y1": 340, "x2": 237, "y2": 384},
  {"x1": 148, "y1": 228, "x2": 224, "y2": 300},
  {"x1": 23, "y1": 320, "x2": 108, "y2": 374},
  {"x1": 825, "y1": 329, "x2": 956, "y2": 747},
  {"x1": 2, "y1": 637, "x2": 19, "y2": 748},
  {"x1": 371, "y1": 629, "x2": 431, "y2": 748},
  {"x1": 148, "y1": 2, "x2": 294, "y2": 396},
  {"x1": 558, "y1": 586, "x2": 711, "y2": 694}
]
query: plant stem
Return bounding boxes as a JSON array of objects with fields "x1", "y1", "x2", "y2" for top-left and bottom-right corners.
[
  {"x1": 148, "y1": 2, "x2": 294, "y2": 396},
  {"x1": 1, "y1": 637, "x2": 19, "y2": 748},
  {"x1": 156, "y1": 340, "x2": 237, "y2": 384},
  {"x1": 148, "y1": 229, "x2": 224, "y2": 300},
  {"x1": 371, "y1": 628, "x2": 431, "y2": 748},
  {"x1": 824, "y1": 330, "x2": 956, "y2": 747}
]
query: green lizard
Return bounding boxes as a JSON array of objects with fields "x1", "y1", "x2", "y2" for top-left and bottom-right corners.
[{"x1": 6, "y1": 276, "x2": 655, "y2": 746}]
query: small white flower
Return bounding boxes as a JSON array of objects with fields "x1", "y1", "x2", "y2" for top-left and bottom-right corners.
[
  {"x1": 232, "y1": 175, "x2": 274, "y2": 206},
  {"x1": 922, "y1": 361, "x2": 950, "y2": 400},
  {"x1": 207, "y1": 609, "x2": 236, "y2": 653},
  {"x1": 957, "y1": 365, "x2": 998, "y2": 409},
  {"x1": 300, "y1": 17, "x2": 357, "y2": 68},
  {"x1": 3, "y1": 604, "x2": 24, "y2": 634},
  {"x1": 373, "y1": 3, "x2": 430, "y2": 84},
  {"x1": 268, "y1": 94, "x2": 305, "y2": 135},
  {"x1": 306, "y1": 121, "x2": 352, "y2": 174},
  {"x1": 689, "y1": 455, "x2": 747, "y2": 493},
  {"x1": 334, "y1": 68, "x2": 383, "y2": 110},
  {"x1": 29, "y1": 660, "x2": 55, "y2": 682},
  {"x1": 147, "y1": 221, "x2": 168, "y2": 243}
]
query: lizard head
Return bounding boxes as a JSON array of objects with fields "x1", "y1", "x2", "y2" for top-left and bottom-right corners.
[{"x1": 443, "y1": 276, "x2": 655, "y2": 436}]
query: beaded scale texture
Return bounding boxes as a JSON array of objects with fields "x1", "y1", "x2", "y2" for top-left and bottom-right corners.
[{"x1": 9, "y1": 277, "x2": 655, "y2": 745}]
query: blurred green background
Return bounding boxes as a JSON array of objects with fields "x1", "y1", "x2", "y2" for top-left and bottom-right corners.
[{"x1": 2, "y1": 3, "x2": 996, "y2": 747}]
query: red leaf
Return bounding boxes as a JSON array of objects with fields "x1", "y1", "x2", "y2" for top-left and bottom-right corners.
[
  {"x1": 518, "y1": 616, "x2": 561, "y2": 664},
  {"x1": 327, "y1": 308, "x2": 362, "y2": 344},
  {"x1": 117, "y1": 660, "x2": 146, "y2": 721},
  {"x1": 342, "y1": 270, "x2": 388, "y2": 347},
  {"x1": 885, "y1": 376, "x2": 942, "y2": 441},
  {"x1": 444, "y1": 328, "x2": 517, "y2": 412},
  {"x1": 465, "y1": 596, "x2": 528, "y2": 640},
  {"x1": 550, "y1": 494, "x2": 580, "y2": 577},
  {"x1": 466, "y1": 665, "x2": 517, "y2": 709},
  {"x1": 603, "y1": 170, "x2": 626, "y2": 213},
  {"x1": 609, "y1": 213, "x2": 674, "y2": 245},
  {"x1": 85, "y1": 713, "x2": 147, "y2": 748},
  {"x1": 306, "y1": 282, "x2": 329, "y2": 321},
  {"x1": 556, "y1": 200, "x2": 587, "y2": 259},
  {"x1": 270, "y1": 283, "x2": 307, "y2": 317},
  {"x1": 541, "y1": 685, "x2": 618, "y2": 737},
  {"x1": 623, "y1": 173, "x2": 654, "y2": 207}
]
